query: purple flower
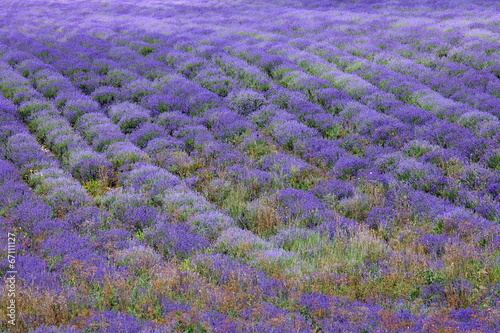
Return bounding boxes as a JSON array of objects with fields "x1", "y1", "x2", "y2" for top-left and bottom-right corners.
[
  {"x1": 215, "y1": 227, "x2": 271, "y2": 259},
  {"x1": 196, "y1": 71, "x2": 236, "y2": 97},
  {"x1": 278, "y1": 188, "x2": 332, "y2": 227},
  {"x1": 67, "y1": 149, "x2": 114, "y2": 182},
  {"x1": 94, "y1": 228, "x2": 133, "y2": 253},
  {"x1": 99, "y1": 189, "x2": 149, "y2": 219},
  {"x1": 205, "y1": 108, "x2": 255, "y2": 141},
  {"x1": 124, "y1": 79, "x2": 156, "y2": 103},
  {"x1": 228, "y1": 89, "x2": 267, "y2": 115},
  {"x1": 144, "y1": 222, "x2": 209, "y2": 259},
  {"x1": 16, "y1": 254, "x2": 62, "y2": 291},
  {"x1": 481, "y1": 148, "x2": 500, "y2": 171},
  {"x1": 105, "y1": 142, "x2": 149, "y2": 167},
  {"x1": 270, "y1": 119, "x2": 319, "y2": 150},
  {"x1": 315, "y1": 217, "x2": 361, "y2": 240},
  {"x1": 421, "y1": 282, "x2": 446, "y2": 304},
  {"x1": 70, "y1": 71, "x2": 104, "y2": 94},
  {"x1": 123, "y1": 205, "x2": 158, "y2": 231},
  {"x1": 260, "y1": 153, "x2": 312, "y2": 174},
  {"x1": 161, "y1": 298, "x2": 191, "y2": 315},
  {"x1": 333, "y1": 155, "x2": 370, "y2": 179},
  {"x1": 64, "y1": 206, "x2": 108, "y2": 231},
  {"x1": 78, "y1": 310, "x2": 148, "y2": 333},
  {"x1": 420, "y1": 233, "x2": 447, "y2": 258},
  {"x1": 312, "y1": 179, "x2": 355, "y2": 201},
  {"x1": 458, "y1": 111, "x2": 497, "y2": 132},
  {"x1": 8, "y1": 197, "x2": 54, "y2": 230},
  {"x1": 392, "y1": 105, "x2": 436, "y2": 125},
  {"x1": 187, "y1": 212, "x2": 235, "y2": 241},
  {"x1": 28, "y1": 169, "x2": 92, "y2": 212},
  {"x1": 62, "y1": 97, "x2": 101, "y2": 124},
  {"x1": 5, "y1": 133, "x2": 58, "y2": 172},
  {"x1": 90, "y1": 123, "x2": 128, "y2": 152},
  {"x1": 118, "y1": 163, "x2": 180, "y2": 194},
  {"x1": 113, "y1": 245, "x2": 163, "y2": 274},
  {"x1": 155, "y1": 111, "x2": 196, "y2": 133},
  {"x1": 102, "y1": 67, "x2": 138, "y2": 88},
  {"x1": 109, "y1": 102, "x2": 152, "y2": 134},
  {"x1": 91, "y1": 85, "x2": 126, "y2": 105},
  {"x1": 42, "y1": 229, "x2": 90, "y2": 253},
  {"x1": 16, "y1": 58, "x2": 54, "y2": 77},
  {"x1": 141, "y1": 93, "x2": 188, "y2": 114},
  {"x1": 129, "y1": 123, "x2": 164, "y2": 148}
]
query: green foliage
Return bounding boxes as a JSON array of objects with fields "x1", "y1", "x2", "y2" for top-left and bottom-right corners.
[
  {"x1": 139, "y1": 46, "x2": 155, "y2": 56},
  {"x1": 83, "y1": 179, "x2": 110, "y2": 197},
  {"x1": 37, "y1": 51, "x2": 49, "y2": 59},
  {"x1": 323, "y1": 124, "x2": 349, "y2": 140},
  {"x1": 93, "y1": 92, "x2": 116, "y2": 104},
  {"x1": 243, "y1": 139, "x2": 275, "y2": 160}
]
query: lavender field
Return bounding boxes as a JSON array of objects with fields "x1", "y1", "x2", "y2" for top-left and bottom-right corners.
[{"x1": 0, "y1": 0, "x2": 499, "y2": 332}]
